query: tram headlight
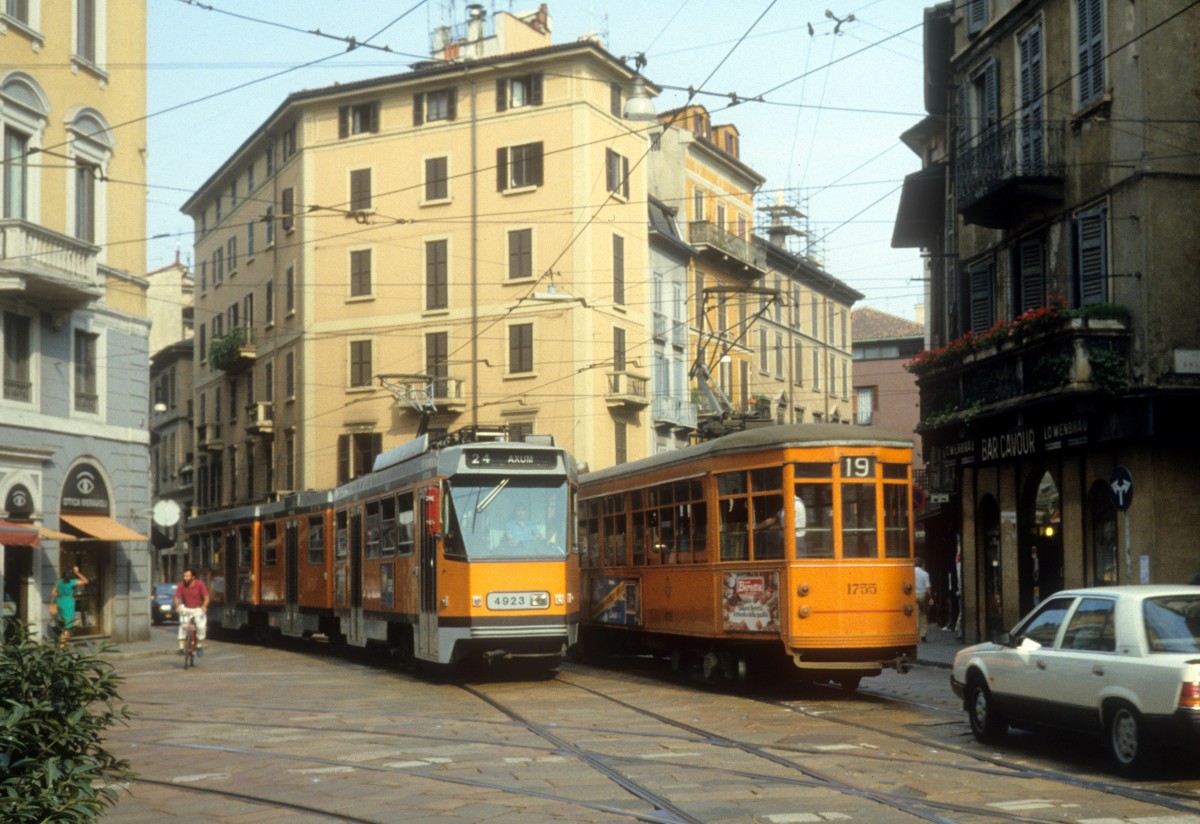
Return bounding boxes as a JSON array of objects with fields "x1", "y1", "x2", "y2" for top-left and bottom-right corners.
[
  {"x1": 472, "y1": 595, "x2": 482, "y2": 607},
  {"x1": 798, "y1": 606, "x2": 811, "y2": 618},
  {"x1": 440, "y1": 596, "x2": 449, "y2": 608},
  {"x1": 554, "y1": 594, "x2": 564, "y2": 605}
]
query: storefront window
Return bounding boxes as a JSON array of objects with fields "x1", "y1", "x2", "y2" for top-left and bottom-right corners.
[
  {"x1": 59, "y1": 546, "x2": 105, "y2": 638},
  {"x1": 1089, "y1": 482, "x2": 1117, "y2": 585}
]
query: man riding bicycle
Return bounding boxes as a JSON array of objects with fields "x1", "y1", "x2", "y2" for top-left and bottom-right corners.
[{"x1": 173, "y1": 567, "x2": 209, "y2": 657}]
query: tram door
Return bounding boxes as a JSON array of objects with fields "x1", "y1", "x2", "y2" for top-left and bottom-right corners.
[
  {"x1": 346, "y1": 506, "x2": 365, "y2": 645},
  {"x1": 417, "y1": 484, "x2": 439, "y2": 660},
  {"x1": 283, "y1": 520, "x2": 300, "y2": 635}
]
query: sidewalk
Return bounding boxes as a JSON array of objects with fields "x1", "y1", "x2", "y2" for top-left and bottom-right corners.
[{"x1": 917, "y1": 623, "x2": 968, "y2": 668}]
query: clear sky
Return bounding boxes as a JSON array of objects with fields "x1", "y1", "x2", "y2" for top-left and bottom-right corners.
[{"x1": 146, "y1": 0, "x2": 929, "y2": 319}]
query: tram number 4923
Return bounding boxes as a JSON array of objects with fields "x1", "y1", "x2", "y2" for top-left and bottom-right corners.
[
  {"x1": 847, "y1": 583, "x2": 878, "y2": 595},
  {"x1": 487, "y1": 591, "x2": 550, "y2": 610}
]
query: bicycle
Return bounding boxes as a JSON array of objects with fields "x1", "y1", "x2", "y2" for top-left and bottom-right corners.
[{"x1": 182, "y1": 612, "x2": 198, "y2": 669}]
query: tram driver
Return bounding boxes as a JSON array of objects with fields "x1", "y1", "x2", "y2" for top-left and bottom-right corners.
[
  {"x1": 760, "y1": 493, "x2": 807, "y2": 553},
  {"x1": 504, "y1": 504, "x2": 542, "y2": 547}
]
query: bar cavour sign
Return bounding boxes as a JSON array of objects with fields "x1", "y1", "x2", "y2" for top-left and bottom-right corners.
[{"x1": 929, "y1": 416, "x2": 1091, "y2": 469}]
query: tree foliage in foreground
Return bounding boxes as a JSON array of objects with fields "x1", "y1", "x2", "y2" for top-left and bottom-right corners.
[{"x1": 1, "y1": 620, "x2": 135, "y2": 822}]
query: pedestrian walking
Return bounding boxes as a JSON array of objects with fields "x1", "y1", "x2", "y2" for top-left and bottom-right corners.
[{"x1": 914, "y1": 557, "x2": 931, "y2": 642}]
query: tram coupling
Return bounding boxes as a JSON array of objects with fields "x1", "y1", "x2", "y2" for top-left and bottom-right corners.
[{"x1": 895, "y1": 652, "x2": 914, "y2": 674}]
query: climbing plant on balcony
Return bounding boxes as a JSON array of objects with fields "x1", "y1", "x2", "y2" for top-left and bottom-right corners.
[{"x1": 208, "y1": 326, "x2": 246, "y2": 372}]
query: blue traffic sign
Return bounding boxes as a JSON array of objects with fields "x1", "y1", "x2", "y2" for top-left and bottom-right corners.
[{"x1": 1109, "y1": 466, "x2": 1133, "y2": 512}]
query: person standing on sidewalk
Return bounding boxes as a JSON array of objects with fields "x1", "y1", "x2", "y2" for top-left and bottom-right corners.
[
  {"x1": 173, "y1": 568, "x2": 209, "y2": 657},
  {"x1": 51, "y1": 564, "x2": 88, "y2": 647},
  {"x1": 914, "y1": 557, "x2": 932, "y2": 642}
]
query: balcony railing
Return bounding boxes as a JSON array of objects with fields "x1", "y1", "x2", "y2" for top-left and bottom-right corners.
[
  {"x1": 606, "y1": 371, "x2": 649, "y2": 408},
  {"x1": 0, "y1": 218, "x2": 102, "y2": 305},
  {"x1": 688, "y1": 221, "x2": 766, "y2": 275},
  {"x1": 651, "y1": 395, "x2": 698, "y2": 429},
  {"x1": 917, "y1": 317, "x2": 1130, "y2": 427},
  {"x1": 197, "y1": 423, "x2": 224, "y2": 452},
  {"x1": 955, "y1": 119, "x2": 1065, "y2": 228},
  {"x1": 395, "y1": 376, "x2": 466, "y2": 414}
]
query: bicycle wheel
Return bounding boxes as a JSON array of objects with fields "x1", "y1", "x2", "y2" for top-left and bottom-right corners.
[{"x1": 184, "y1": 623, "x2": 196, "y2": 669}]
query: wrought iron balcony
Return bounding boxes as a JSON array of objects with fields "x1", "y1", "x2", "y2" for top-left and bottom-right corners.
[
  {"x1": 0, "y1": 219, "x2": 102, "y2": 307},
  {"x1": 395, "y1": 377, "x2": 466, "y2": 414},
  {"x1": 688, "y1": 221, "x2": 766, "y2": 276},
  {"x1": 917, "y1": 317, "x2": 1130, "y2": 428},
  {"x1": 606, "y1": 371, "x2": 649, "y2": 409},
  {"x1": 955, "y1": 119, "x2": 1066, "y2": 228},
  {"x1": 652, "y1": 395, "x2": 698, "y2": 429}
]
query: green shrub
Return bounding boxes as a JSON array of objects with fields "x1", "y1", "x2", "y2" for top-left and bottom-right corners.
[{"x1": 0, "y1": 620, "x2": 134, "y2": 822}]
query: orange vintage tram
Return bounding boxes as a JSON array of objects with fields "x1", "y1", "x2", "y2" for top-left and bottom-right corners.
[
  {"x1": 186, "y1": 429, "x2": 580, "y2": 669},
  {"x1": 577, "y1": 424, "x2": 918, "y2": 688}
]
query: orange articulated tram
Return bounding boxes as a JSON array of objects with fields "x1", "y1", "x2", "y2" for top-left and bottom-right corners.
[
  {"x1": 576, "y1": 423, "x2": 918, "y2": 689},
  {"x1": 185, "y1": 429, "x2": 580, "y2": 670}
]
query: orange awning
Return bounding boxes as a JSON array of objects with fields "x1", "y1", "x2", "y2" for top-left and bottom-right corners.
[
  {"x1": 39, "y1": 527, "x2": 76, "y2": 542},
  {"x1": 0, "y1": 520, "x2": 40, "y2": 547},
  {"x1": 60, "y1": 514, "x2": 147, "y2": 542}
]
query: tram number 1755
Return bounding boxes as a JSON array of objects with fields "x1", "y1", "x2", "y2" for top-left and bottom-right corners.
[{"x1": 847, "y1": 583, "x2": 878, "y2": 595}]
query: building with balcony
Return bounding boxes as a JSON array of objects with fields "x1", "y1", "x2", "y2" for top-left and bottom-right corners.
[
  {"x1": 182, "y1": 7, "x2": 654, "y2": 507},
  {"x1": 894, "y1": 1, "x2": 1200, "y2": 641},
  {"x1": 1, "y1": 2, "x2": 152, "y2": 642}
]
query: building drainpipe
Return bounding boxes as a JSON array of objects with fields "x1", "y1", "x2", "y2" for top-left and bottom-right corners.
[{"x1": 469, "y1": 71, "x2": 479, "y2": 427}]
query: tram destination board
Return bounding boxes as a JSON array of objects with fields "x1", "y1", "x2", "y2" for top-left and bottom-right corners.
[{"x1": 462, "y1": 448, "x2": 559, "y2": 471}]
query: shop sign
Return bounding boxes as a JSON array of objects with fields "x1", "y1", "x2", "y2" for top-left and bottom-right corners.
[
  {"x1": 61, "y1": 463, "x2": 111, "y2": 514},
  {"x1": 929, "y1": 416, "x2": 1090, "y2": 469},
  {"x1": 5, "y1": 483, "x2": 34, "y2": 518}
]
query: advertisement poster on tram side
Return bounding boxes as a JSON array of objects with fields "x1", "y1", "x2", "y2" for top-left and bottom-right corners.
[
  {"x1": 722, "y1": 571, "x2": 780, "y2": 632},
  {"x1": 591, "y1": 577, "x2": 641, "y2": 626}
]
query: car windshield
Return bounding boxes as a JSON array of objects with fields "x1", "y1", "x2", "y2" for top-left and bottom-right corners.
[
  {"x1": 445, "y1": 476, "x2": 568, "y2": 560},
  {"x1": 1143, "y1": 595, "x2": 1200, "y2": 653},
  {"x1": 154, "y1": 584, "x2": 177, "y2": 598}
]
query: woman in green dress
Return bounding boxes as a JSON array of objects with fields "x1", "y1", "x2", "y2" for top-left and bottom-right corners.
[{"x1": 52, "y1": 565, "x2": 88, "y2": 646}]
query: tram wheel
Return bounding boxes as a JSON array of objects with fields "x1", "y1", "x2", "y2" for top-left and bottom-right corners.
[{"x1": 838, "y1": 675, "x2": 861, "y2": 693}]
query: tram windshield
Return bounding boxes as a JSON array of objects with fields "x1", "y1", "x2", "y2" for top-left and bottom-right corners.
[{"x1": 446, "y1": 476, "x2": 569, "y2": 559}]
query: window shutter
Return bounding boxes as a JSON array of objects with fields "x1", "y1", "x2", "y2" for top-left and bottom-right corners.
[
  {"x1": 530, "y1": 73, "x2": 544, "y2": 106},
  {"x1": 968, "y1": 263, "x2": 993, "y2": 333},
  {"x1": 956, "y1": 83, "x2": 969, "y2": 148},
  {"x1": 529, "y1": 142, "x2": 544, "y2": 187},
  {"x1": 621, "y1": 155, "x2": 629, "y2": 198},
  {"x1": 967, "y1": 0, "x2": 987, "y2": 36},
  {"x1": 1075, "y1": 209, "x2": 1107, "y2": 306},
  {"x1": 1078, "y1": 0, "x2": 1105, "y2": 105},
  {"x1": 413, "y1": 93, "x2": 424, "y2": 126},
  {"x1": 338, "y1": 105, "x2": 349, "y2": 138},
  {"x1": 447, "y1": 88, "x2": 457, "y2": 120},
  {"x1": 495, "y1": 78, "x2": 508, "y2": 112},
  {"x1": 1018, "y1": 25, "x2": 1044, "y2": 172},
  {"x1": 496, "y1": 147, "x2": 508, "y2": 191},
  {"x1": 983, "y1": 58, "x2": 999, "y2": 134},
  {"x1": 337, "y1": 435, "x2": 349, "y2": 485},
  {"x1": 1018, "y1": 238, "x2": 1045, "y2": 314},
  {"x1": 368, "y1": 101, "x2": 380, "y2": 133}
]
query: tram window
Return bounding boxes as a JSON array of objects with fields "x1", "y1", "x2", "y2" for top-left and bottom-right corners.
[
  {"x1": 603, "y1": 495, "x2": 626, "y2": 565},
  {"x1": 263, "y1": 522, "x2": 278, "y2": 567},
  {"x1": 750, "y1": 466, "x2": 782, "y2": 491},
  {"x1": 380, "y1": 563, "x2": 395, "y2": 610},
  {"x1": 307, "y1": 516, "x2": 324, "y2": 565},
  {"x1": 396, "y1": 492, "x2": 414, "y2": 556},
  {"x1": 237, "y1": 527, "x2": 252, "y2": 566},
  {"x1": 632, "y1": 510, "x2": 648, "y2": 565},
  {"x1": 718, "y1": 471, "x2": 747, "y2": 496},
  {"x1": 336, "y1": 510, "x2": 348, "y2": 561},
  {"x1": 882, "y1": 463, "x2": 908, "y2": 480},
  {"x1": 630, "y1": 490, "x2": 643, "y2": 509},
  {"x1": 690, "y1": 502, "x2": 709, "y2": 562},
  {"x1": 794, "y1": 462, "x2": 832, "y2": 479},
  {"x1": 647, "y1": 485, "x2": 660, "y2": 507},
  {"x1": 719, "y1": 497, "x2": 749, "y2": 561},
  {"x1": 841, "y1": 483, "x2": 878, "y2": 558},
  {"x1": 582, "y1": 501, "x2": 600, "y2": 568},
  {"x1": 883, "y1": 483, "x2": 910, "y2": 558},
  {"x1": 752, "y1": 493, "x2": 785, "y2": 560},
  {"x1": 794, "y1": 483, "x2": 834, "y2": 558},
  {"x1": 365, "y1": 501, "x2": 381, "y2": 560},
  {"x1": 380, "y1": 497, "x2": 396, "y2": 557}
]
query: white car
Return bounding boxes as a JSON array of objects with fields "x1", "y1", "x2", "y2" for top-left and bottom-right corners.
[{"x1": 951, "y1": 585, "x2": 1200, "y2": 774}]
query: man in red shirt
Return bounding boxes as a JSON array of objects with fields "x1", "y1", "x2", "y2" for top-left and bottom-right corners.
[{"x1": 173, "y1": 567, "x2": 210, "y2": 656}]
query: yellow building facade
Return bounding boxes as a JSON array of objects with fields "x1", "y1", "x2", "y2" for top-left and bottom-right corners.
[{"x1": 184, "y1": 12, "x2": 652, "y2": 506}]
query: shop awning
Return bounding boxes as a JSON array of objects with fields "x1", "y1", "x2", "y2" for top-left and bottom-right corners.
[
  {"x1": 60, "y1": 514, "x2": 147, "y2": 542},
  {"x1": 0, "y1": 520, "x2": 40, "y2": 547},
  {"x1": 40, "y1": 527, "x2": 76, "y2": 542}
]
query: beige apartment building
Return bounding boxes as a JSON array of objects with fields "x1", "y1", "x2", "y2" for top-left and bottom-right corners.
[
  {"x1": 1, "y1": 0, "x2": 152, "y2": 641},
  {"x1": 183, "y1": 9, "x2": 653, "y2": 507}
]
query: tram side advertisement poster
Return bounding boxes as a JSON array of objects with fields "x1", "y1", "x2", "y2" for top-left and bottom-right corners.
[
  {"x1": 722, "y1": 572, "x2": 780, "y2": 633},
  {"x1": 591, "y1": 577, "x2": 641, "y2": 626}
]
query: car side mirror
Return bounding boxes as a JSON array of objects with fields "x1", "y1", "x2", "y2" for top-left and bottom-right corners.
[{"x1": 992, "y1": 630, "x2": 1012, "y2": 645}]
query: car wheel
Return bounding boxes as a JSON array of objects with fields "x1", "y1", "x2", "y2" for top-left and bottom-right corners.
[
  {"x1": 966, "y1": 678, "x2": 1006, "y2": 744},
  {"x1": 1107, "y1": 703, "x2": 1153, "y2": 775}
]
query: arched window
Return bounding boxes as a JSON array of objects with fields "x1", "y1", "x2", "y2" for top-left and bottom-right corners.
[
  {"x1": 67, "y1": 108, "x2": 113, "y2": 245},
  {"x1": 1, "y1": 72, "x2": 50, "y2": 220}
]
